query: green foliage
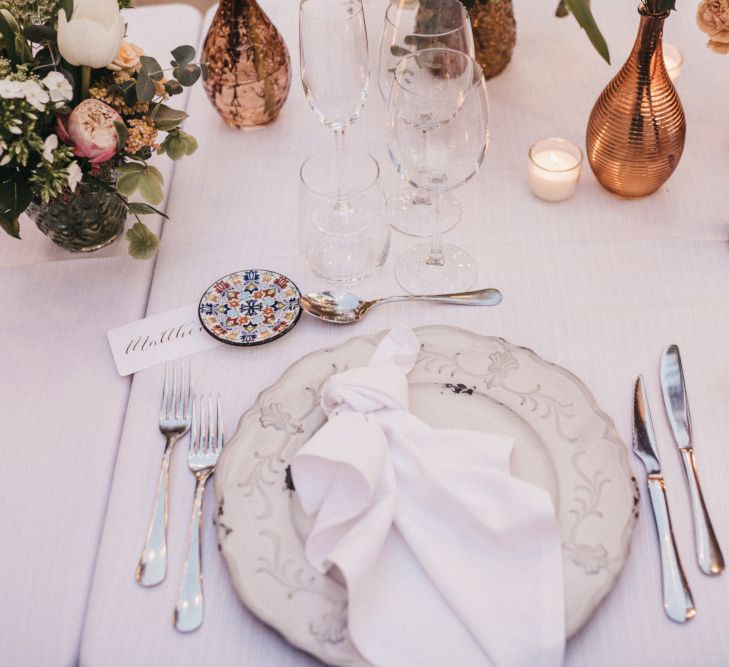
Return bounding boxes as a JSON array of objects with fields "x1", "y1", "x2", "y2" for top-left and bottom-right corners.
[
  {"x1": 126, "y1": 221, "x2": 159, "y2": 259},
  {"x1": 158, "y1": 129, "x2": 197, "y2": 161},
  {"x1": 116, "y1": 162, "x2": 164, "y2": 205},
  {"x1": 557, "y1": 0, "x2": 610, "y2": 64},
  {"x1": 151, "y1": 104, "x2": 188, "y2": 132}
]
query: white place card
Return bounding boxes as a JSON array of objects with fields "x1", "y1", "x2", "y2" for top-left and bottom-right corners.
[{"x1": 107, "y1": 303, "x2": 223, "y2": 376}]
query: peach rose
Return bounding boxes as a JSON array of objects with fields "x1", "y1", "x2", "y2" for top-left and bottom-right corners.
[
  {"x1": 696, "y1": 0, "x2": 729, "y2": 54},
  {"x1": 107, "y1": 41, "x2": 145, "y2": 73},
  {"x1": 57, "y1": 99, "x2": 123, "y2": 164}
]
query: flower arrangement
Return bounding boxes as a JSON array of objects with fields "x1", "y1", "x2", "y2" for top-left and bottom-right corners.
[{"x1": 0, "y1": 0, "x2": 205, "y2": 257}]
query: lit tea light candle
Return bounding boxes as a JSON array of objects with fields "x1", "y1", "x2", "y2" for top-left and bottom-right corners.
[
  {"x1": 663, "y1": 42, "x2": 683, "y2": 82},
  {"x1": 527, "y1": 138, "x2": 583, "y2": 202}
]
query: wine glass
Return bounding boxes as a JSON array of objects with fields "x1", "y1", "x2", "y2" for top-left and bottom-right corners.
[
  {"x1": 378, "y1": 0, "x2": 474, "y2": 237},
  {"x1": 299, "y1": 0, "x2": 369, "y2": 155},
  {"x1": 385, "y1": 48, "x2": 489, "y2": 294}
]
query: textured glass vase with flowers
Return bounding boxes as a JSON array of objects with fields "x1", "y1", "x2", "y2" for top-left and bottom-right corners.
[{"x1": 0, "y1": 0, "x2": 205, "y2": 256}]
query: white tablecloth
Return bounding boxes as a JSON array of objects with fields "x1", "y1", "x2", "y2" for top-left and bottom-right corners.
[
  {"x1": 4, "y1": 0, "x2": 729, "y2": 665},
  {"x1": 0, "y1": 6, "x2": 201, "y2": 666}
]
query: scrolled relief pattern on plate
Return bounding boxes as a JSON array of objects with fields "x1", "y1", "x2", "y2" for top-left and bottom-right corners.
[
  {"x1": 238, "y1": 384, "x2": 322, "y2": 521},
  {"x1": 562, "y1": 450, "x2": 611, "y2": 574},
  {"x1": 256, "y1": 529, "x2": 349, "y2": 646},
  {"x1": 416, "y1": 337, "x2": 611, "y2": 575},
  {"x1": 238, "y1": 358, "x2": 356, "y2": 649}
]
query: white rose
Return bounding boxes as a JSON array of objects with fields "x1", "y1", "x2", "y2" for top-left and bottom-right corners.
[
  {"x1": 0, "y1": 79, "x2": 24, "y2": 99},
  {"x1": 43, "y1": 71, "x2": 74, "y2": 103},
  {"x1": 57, "y1": 0, "x2": 126, "y2": 69},
  {"x1": 43, "y1": 134, "x2": 59, "y2": 162},
  {"x1": 66, "y1": 161, "x2": 83, "y2": 193},
  {"x1": 22, "y1": 80, "x2": 50, "y2": 111}
]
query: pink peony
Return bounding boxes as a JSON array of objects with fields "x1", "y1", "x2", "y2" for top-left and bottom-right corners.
[{"x1": 57, "y1": 98, "x2": 123, "y2": 164}]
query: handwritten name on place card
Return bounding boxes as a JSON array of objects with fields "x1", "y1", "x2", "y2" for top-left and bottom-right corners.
[{"x1": 107, "y1": 303, "x2": 222, "y2": 376}]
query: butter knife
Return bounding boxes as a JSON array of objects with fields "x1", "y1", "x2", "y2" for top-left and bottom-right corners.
[
  {"x1": 660, "y1": 345, "x2": 725, "y2": 576},
  {"x1": 633, "y1": 376, "x2": 695, "y2": 623}
]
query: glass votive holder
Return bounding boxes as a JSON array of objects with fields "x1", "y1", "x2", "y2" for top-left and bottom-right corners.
[
  {"x1": 527, "y1": 138, "x2": 583, "y2": 203},
  {"x1": 663, "y1": 42, "x2": 683, "y2": 82},
  {"x1": 299, "y1": 150, "x2": 390, "y2": 283}
]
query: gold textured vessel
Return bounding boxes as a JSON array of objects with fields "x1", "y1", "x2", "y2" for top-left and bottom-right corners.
[
  {"x1": 202, "y1": 0, "x2": 291, "y2": 128},
  {"x1": 586, "y1": 5, "x2": 685, "y2": 198},
  {"x1": 469, "y1": 0, "x2": 516, "y2": 80}
]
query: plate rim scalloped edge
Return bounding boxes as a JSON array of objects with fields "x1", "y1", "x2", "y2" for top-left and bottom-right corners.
[{"x1": 214, "y1": 325, "x2": 639, "y2": 663}]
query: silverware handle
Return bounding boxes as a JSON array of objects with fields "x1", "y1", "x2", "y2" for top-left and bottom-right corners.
[
  {"x1": 379, "y1": 288, "x2": 503, "y2": 307},
  {"x1": 175, "y1": 475, "x2": 208, "y2": 632},
  {"x1": 679, "y1": 448, "x2": 725, "y2": 575},
  {"x1": 136, "y1": 437, "x2": 176, "y2": 587},
  {"x1": 646, "y1": 475, "x2": 695, "y2": 623}
]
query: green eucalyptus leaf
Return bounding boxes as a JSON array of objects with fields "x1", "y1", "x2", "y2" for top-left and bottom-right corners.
[
  {"x1": 171, "y1": 45, "x2": 195, "y2": 66},
  {"x1": 126, "y1": 221, "x2": 160, "y2": 259},
  {"x1": 140, "y1": 55, "x2": 164, "y2": 80},
  {"x1": 564, "y1": 0, "x2": 610, "y2": 64},
  {"x1": 164, "y1": 79, "x2": 184, "y2": 96},
  {"x1": 128, "y1": 202, "x2": 169, "y2": 218},
  {"x1": 114, "y1": 121, "x2": 128, "y2": 151},
  {"x1": 135, "y1": 70, "x2": 155, "y2": 103},
  {"x1": 200, "y1": 62, "x2": 209, "y2": 81},
  {"x1": 139, "y1": 165, "x2": 164, "y2": 205},
  {"x1": 150, "y1": 104, "x2": 188, "y2": 131},
  {"x1": 0, "y1": 213, "x2": 20, "y2": 239},
  {"x1": 173, "y1": 64, "x2": 201, "y2": 87}
]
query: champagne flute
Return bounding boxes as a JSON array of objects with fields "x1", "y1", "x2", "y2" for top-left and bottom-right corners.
[
  {"x1": 300, "y1": 0, "x2": 369, "y2": 156},
  {"x1": 378, "y1": 0, "x2": 474, "y2": 237},
  {"x1": 385, "y1": 48, "x2": 489, "y2": 294}
]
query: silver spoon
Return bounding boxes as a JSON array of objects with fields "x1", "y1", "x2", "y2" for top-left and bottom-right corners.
[{"x1": 300, "y1": 288, "x2": 502, "y2": 324}]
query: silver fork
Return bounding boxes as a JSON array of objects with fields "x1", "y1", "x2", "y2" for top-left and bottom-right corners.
[
  {"x1": 174, "y1": 394, "x2": 224, "y2": 633},
  {"x1": 135, "y1": 361, "x2": 193, "y2": 587}
]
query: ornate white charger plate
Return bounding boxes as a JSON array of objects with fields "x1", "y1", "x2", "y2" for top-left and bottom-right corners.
[{"x1": 214, "y1": 326, "x2": 639, "y2": 667}]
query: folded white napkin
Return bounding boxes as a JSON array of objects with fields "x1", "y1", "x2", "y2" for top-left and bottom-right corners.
[{"x1": 291, "y1": 326, "x2": 565, "y2": 667}]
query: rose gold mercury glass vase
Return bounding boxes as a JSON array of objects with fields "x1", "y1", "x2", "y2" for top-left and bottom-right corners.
[
  {"x1": 586, "y1": 5, "x2": 685, "y2": 198},
  {"x1": 202, "y1": 0, "x2": 291, "y2": 128}
]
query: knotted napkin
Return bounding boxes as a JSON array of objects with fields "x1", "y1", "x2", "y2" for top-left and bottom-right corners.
[{"x1": 291, "y1": 326, "x2": 565, "y2": 667}]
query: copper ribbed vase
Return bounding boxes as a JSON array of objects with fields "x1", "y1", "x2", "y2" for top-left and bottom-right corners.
[
  {"x1": 203, "y1": 0, "x2": 291, "y2": 128},
  {"x1": 586, "y1": 8, "x2": 685, "y2": 198}
]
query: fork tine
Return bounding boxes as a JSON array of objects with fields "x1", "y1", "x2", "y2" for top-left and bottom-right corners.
[
  {"x1": 170, "y1": 363, "x2": 179, "y2": 419},
  {"x1": 184, "y1": 363, "x2": 193, "y2": 420},
  {"x1": 189, "y1": 396, "x2": 198, "y2": 453},
  {"x1": 200, "y1": 395, "x2": 208, "y2": 453},
  {"x1": 207, "y1": 395, "x2": 215, "y2": 453},
  {"x1": 216, "y1": 394, "x2": 224, "y2": 454},
  {"x1": 161, "y1": 362, "x2": 171, "y2": 418}
]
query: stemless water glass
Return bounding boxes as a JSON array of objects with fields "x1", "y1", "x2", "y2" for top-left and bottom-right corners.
[
  {"x1": 386, "y1": 48, "x2": 489, "y2": 294},
  {"x1": 378, "y1": 0, "x2": 474, "y2": 237},
  {"x1": 299, "y1": 0, "x2": 369, "y2": 154},
  {"x1": 299, "y1": 150, "x2": 390, "y2": 282}
]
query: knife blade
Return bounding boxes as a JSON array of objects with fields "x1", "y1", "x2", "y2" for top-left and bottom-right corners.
[
  {"x1": 660, "y1": 345, "x2": 725, "y2": 575},
  {"x1": 633, "y1": 375, "x2": 695, "y2": 623}
]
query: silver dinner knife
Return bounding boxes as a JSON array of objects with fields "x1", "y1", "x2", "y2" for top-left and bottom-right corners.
[
  {"x1": 633, "y1": 376, "x2": 695, "y2": 623},
  {"x1": 660, "y1": 345, "x2": 725, "y2": 576}
]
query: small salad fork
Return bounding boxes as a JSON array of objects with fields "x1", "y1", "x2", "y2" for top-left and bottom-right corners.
[
  {"x1": 136, "y1": 362, "x2": 193, "y2": 587},
  {"x1": 174, "y1": 395, "x2": 224, "y2": 633}
]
